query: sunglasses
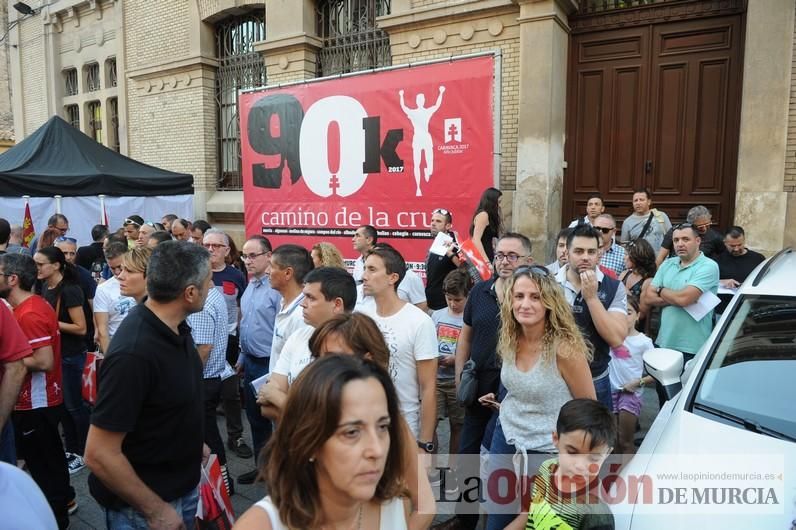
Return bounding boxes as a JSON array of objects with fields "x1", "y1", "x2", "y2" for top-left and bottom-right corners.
[
  {"x1": 56, "y1": 236, "x2": 77, "y2": 243},
  {"x1": 513, "y1": 265, "x2": 551, "y2": 278},
  {"x1": 432, "y1": 208, "x2": 450, "y2": 215},
  {"x1": 673, "y1": 223, "x2": 694, "y2": 230},
  {"x1": 594, "y1": 226, "x2": 614, "y2": 234},
  {"x1": 124, "y1": 218, "x2": 142, "y2": 227}
]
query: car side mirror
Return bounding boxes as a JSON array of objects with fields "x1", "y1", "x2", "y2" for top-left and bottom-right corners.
[{"x1": 643, "y1": 348, "x2": 684, "y2": 400}]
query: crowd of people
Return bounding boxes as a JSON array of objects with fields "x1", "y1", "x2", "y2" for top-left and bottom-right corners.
[{"x1": 0, "y1": 186, "x2": 770, "y2": 529}]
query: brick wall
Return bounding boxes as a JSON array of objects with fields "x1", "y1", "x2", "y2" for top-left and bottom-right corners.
[
  {"x1": 18, "y1": 17, "x2": 48, "y2": 134},
  {"x1": 786, "y1": 2, "x2": 796, "y2": 193},
  {"x1": 411, "y1": 0, "x2": 454, "y2": 8},
  {"x1": 0, "y1": 1, "x2": 12, "y2": 139},
  {"x1": 389, "y1": 10, "x2": 520, "y2": 191},
  {"x1": 123, "y1": 0, "x2": 190, "y2": 72}
]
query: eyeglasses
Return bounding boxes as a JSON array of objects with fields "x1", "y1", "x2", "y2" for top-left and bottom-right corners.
[
  {"x1": 56, "y1": 236, "x2": 77, "y2": 243},
  {"x1": 124, "y1": 218, "x2": 141, "y2": 227},
  {"x1": 593, "y1": 226, "x2": 614, "y2": 234},
  {"x1": 494, "y1": 253, "x2": 529, "y2": 263},
  {"x1": 203, "y1": 243, "x2": 228, "y2": 250},
  {"x1": 56, "y1": 226, "x2": 68, "y2": 233},
  {"x1": 34, "y1": 261, "x2": 52, "y2": 268},
  {"x1": 242, "y1": 252, "x2": 269, "y2": 261},
  {"x1": 513, "y1": 265, "x2": 552, "y2": 278}
]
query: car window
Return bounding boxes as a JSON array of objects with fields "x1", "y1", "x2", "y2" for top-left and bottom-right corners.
[{"x1": 692, "y1": 295, "x2": 796, "y2": 439}]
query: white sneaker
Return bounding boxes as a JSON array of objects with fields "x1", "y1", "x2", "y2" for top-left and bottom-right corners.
[{"x1": 66, "y1": 453, "x2": 86, "y2": 475}]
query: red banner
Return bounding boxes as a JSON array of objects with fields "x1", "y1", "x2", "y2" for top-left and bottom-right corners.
[{"x1": 240, "y1": 55, "x2": 495, "y2": 268}]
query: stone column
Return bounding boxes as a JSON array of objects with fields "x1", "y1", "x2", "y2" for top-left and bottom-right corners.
[
  {"x1": 735, "y1": 0, "x2": 794, "y2": 254},
  {"x1": 255, "y1": 0, "x2": 321, "y2": 84},
  {"x1": 513, "y1": 0, "x2": 577, "y2": 263}
]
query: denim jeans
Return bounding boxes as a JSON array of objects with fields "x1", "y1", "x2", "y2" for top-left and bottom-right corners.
[
  {"x1": 485, "y1": 421, "x2": 551, "y2": 530},
  {"x1": 593, "y1": 371, "x2": 613, "y2": 411},
  {"x1": 105, "y1": 487, "x2": 198, "y2": 529},
  {"x1": 454, "y1": 402, "x2": 494, "y2": 530},
  {"x1": 0, "y1": 421, "x2": 15, "y2": 464},
  {"x1": 242, "y1": 355, "x2": 273, "y2": 462},
  {"x1": 61, "y1": 352, "x2": 90, "y2": 455}
]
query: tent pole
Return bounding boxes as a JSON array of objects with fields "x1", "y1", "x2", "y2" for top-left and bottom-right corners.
[
  {"x1": 99, "y1": 194, "x2": 106, "y2": 225},
  {"x1": 54, "y1": 195, "x2": 62, "y2": 214}
]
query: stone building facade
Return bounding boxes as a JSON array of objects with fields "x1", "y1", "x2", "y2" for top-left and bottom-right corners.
[{"x1": 6, "y1": 0, "x2": 796, "y2": 257}]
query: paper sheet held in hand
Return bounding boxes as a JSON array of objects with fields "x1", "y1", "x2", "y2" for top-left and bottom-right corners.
[{"x1": 684, "y1": 290, "x2": 721, "y2": 321}]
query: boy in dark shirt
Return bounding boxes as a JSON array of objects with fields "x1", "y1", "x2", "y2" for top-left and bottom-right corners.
[{"x1": 507, "y1": 399, "x2": 617, "y2": 530}]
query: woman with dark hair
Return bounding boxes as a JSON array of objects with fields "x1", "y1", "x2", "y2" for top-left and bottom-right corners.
[
  {"x1": 225, "y1": 236, "x2": 247, "y2": 274},
  {"x1": 237, "y1": 356, "x2": 410, "y2": 529},
  {"x1": 37, "y1": 227, "x2": 63, "y2": 250},
  {"x1": 34, "y1": 246, "x2": 90, "y2": 473},
  {"x1": 256, "y1": 312, "x2": 435, "y2": 529},
  {"x1": 619, "y1": 238, "x2": 657, "y2": 321},
  {"x1": 308, "y1": 312, "x2": 390, "y2": 370},
  {"x1": 469, "y1": 187, "x2": 503, "y2": 263}
]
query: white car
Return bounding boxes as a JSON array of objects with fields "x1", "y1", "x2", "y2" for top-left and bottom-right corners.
[{"x1": 612, "y1": 248, "x2": 796, "y2": 529}]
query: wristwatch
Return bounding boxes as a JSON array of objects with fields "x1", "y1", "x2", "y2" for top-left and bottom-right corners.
[
  {"x1": 417, "y1": 440, "x2": 435, "y2": 453},
  {"x1": 656, "y1": 286, "x2": 664, "y2": 297}
]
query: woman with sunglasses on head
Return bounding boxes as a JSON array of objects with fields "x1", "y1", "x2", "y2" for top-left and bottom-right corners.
[
  {"x1": 469, "y1": 187, "x2": 503, "y2": 263},
  {"x1": 34, "y1": 246, "x2": 91, "y2": 474},
  {"x1": 618, "y1": 238, "x2": 657, "y2": 323},
  {"x1": 481, "y1": 265, "x2": 596, "y2": 530},
  {"x1": 118, "y1": 247, "x2": 152, "y2": 303},
  {"x1": 236, "y1": 355, "x2": 411, "y2": 530}
]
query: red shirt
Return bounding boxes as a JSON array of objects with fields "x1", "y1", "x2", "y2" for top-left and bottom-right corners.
[
  {"x1": 13, "y1": 295, "x2": 63, "y2": 410},
  {"x1": 0, "y1": 300, "x2": 32, "y2": 378}
]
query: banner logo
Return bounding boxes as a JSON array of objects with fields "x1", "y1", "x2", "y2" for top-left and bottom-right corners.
[{"x1": 444, "y1": 118, "x2": 462, "y2": 143}]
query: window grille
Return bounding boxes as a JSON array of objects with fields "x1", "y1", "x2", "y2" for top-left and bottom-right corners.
[
  {"x1": 87, "y1": 101, "x2": 102, "y2": 143},
  {"x1": 64, "y1": 68, "x2": 78, "y2": 96},
  {"x1": 215, "y1": 11, "x2": 266, "y2": 190},
  {"x1": 65, "y1": 104, "x2": 80, "y2": 129},
  {"x1": 107, "y1": 58, "x2": 117, "y2": 88},
  {"x1": 317, "y1": 0, "x2": 391, "y2": 77},
  {"x1": 85, "y1": 63, "x2": 101, "y2": 92},
  {"x1": 109, "y1": 97, "x2": 120, "y2": 152}
]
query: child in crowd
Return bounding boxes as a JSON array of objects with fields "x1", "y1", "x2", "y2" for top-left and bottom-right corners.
[
  {"x1": 506, "y1": 399, "x2": 617, "y2": 530},
  {"x1": 609, "y1": 294, "x2": 654, "y2": 457},
  {"x1": 431, "y1": 269, "x2": 470, "y2": 494}
]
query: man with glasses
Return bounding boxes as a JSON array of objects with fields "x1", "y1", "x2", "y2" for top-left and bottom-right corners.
[
  {"x1": 30, "y1": 214, "x2": 69, "y2": 254},
  {"x1": 555, "y1": 224, "x2": 627, "y2": 410},
  {"x1": 237, "y1": 235, "x2": 281, "y2": 485},
  {"x1": 425, "y1": 208, "x2": 460, "y2": 311},
  {"x1": 593, "y1": 213, "x2": 626, "y2": 277},
  {"x1": 453, "y1": 232, "x2": 532, "y2": 530},
  {"x1": 656, "y1": 205, "x2": 725, "y2": 266},
  {"x1": 123, "y1": 216, "x2": 144, "y2": 250},
  {"x1": 644, "y1": 223, "x2": 719, "y2": 366},
  {"x1": 202, "y1": 229, "x2": 251, "y2": 464},
  {"x1": 93, "y1": 242, "x2": 135, "y2": 353}
]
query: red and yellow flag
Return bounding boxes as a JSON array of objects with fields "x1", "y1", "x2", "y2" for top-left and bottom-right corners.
[{"x1": 22, "y1": 203, "x2": 35, "y2": 248}]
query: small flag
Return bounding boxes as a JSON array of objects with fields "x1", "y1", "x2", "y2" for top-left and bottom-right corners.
[{"x1": 22, "y1": 203, "x2": 35, "y2": 248}]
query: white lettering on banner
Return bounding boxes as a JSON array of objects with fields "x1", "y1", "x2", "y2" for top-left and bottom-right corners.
[
  {"x1": 299, "y1": 96, "x2": 367, "y2": 198},
  {"x1": 261, "y1": 209, "x2": 330, "y2": 226}
]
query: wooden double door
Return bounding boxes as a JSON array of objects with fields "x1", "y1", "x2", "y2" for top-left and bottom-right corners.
[{"x1": 564, "y1": 8, "x2": 745, "y2": 228}]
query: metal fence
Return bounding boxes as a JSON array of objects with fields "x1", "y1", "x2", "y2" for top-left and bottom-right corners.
[{"x1": 317, "y1": 0, "x2": 391, "y2": 77}]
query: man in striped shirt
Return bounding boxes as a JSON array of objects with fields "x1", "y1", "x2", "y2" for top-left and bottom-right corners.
[{"x1": 0, "y1": 253, "x2": 73, "y2": 529}]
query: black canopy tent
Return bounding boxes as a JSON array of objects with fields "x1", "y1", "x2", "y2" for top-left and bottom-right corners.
[{"x1": 0, "y1": 115, "x2": 193, "y2": 197}]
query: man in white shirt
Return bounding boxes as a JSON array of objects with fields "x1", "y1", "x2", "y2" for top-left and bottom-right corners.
[
  {"x1": 351, "y1": 225, "x2": 377, "y2": 284},
  {"x1": 567, "y1": 193, "x2": 605, "y2": 228},
  {"x1": 359, "y1": 244, "x2": 438, "y2": 447},
  {"x1": 266, "y1": 244, "x2": 314, "y2": 373},
  {"x1": 93, "y1": 242, "x2": 135, "y2": 353},
  {"x1": 259, "y1": 267, "x2": 357, "y2": 418}
]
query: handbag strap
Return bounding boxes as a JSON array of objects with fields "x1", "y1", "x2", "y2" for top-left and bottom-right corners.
[{"x1": 636, "y1": 212, "x2": 655, "y2": 241}]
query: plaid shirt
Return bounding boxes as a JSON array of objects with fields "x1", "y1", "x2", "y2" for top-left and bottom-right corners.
[
  {"x1": 187, "y1": 287, "x2": 229, "y2": 379},
  {"x1": 600, "y1": 241, "x2": 626, "y2": 277}
]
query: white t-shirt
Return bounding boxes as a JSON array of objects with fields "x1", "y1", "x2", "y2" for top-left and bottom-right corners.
[
  {"x1": 609, "y1": 333, "x2": 654, "y2": 395},
  {"x1": 93, "y1": 276, "x2": 136, "y2": 337},
  {"x1": 360, "y1": 302, "x2": 438, "y2": 436},
  {"x1": 272, "y1": 324, "x2": 314, "y2": 385},
  {"x1": 353, "y1": 255, "x2": 365, "y2": 283},
  {"x1": 268, "y1": 293, "x2": 306, "y2": 373}
]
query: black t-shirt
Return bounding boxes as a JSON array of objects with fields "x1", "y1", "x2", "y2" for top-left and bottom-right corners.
[
  {"x1": 77, "y1": 242, "x2": 105, "y2": 272},
  {"x1": 425, "y1": 234, "x2": 458, "y2": 311},
  {"x1": 716, "y1": 249, "x2": 766, "y2": 283},
  {"x1": 462, "y1": 278, "x2": 501, "y2": 399},
  {"x1": 88, "y1": 304, "x2": 204, "y2": 510},
  {"x1": 43, "y1": 283, "x2": 86, "y2": 357},
  {"x1": 76, "y1": 265, "x2": 97, "y2": 347},
  {"x1": 661, "y1": 227, "x2": 725, "y2": 261}
]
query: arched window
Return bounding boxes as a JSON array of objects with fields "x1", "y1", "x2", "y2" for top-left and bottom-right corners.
[
  {"x1": 317, "y1": 0, "x2": 391, "y2": 77},
  {"x1": 216, "y1": 11, "x2": 266, "y2": 190}
]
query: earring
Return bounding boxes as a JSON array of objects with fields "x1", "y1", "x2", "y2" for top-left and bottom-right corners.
[{"x1": 309, "y1": 457, "x2": 315, "y2": 463}]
